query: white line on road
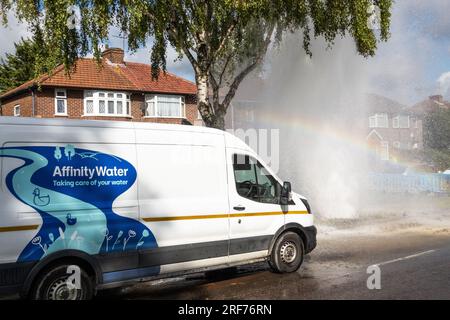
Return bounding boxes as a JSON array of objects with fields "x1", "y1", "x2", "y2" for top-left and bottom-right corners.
[{"x1": 372, "y1": 249, "x2": 436, "y2": 267}]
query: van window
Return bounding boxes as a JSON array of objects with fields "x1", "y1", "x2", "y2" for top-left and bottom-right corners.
[{"x1": 233, "y1": 154, "x2": 281, "y2": 204}]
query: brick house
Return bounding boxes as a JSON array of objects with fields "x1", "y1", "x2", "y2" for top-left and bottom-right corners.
[
  {"x1": 409, "y1": 94, "x2": 450, "y2": 115},
  {"x1": 0, "y1": 48, "x2": 204, "y2": 126},
  {"x1": 366, "y1": 94, "x2": 424, "y2": 167}
]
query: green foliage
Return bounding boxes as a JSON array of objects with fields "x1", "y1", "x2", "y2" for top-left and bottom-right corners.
[
  {"x1": 0, "y1": 27, "x2": 57, "y2": 93},
  {"x1": 423, "y1": 109, "x2": 450, "y2": 171},
  {"x1": 424, "y1": 109, "x2": 450, "y2": 150},
  {"x1": 0, "y1": 0, "x2": 393, "y2": 129},
  {"x1": 422, "y1": 148, "x2": 450, "y2": 172}
]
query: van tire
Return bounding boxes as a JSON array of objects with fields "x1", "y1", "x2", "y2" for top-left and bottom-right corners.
[
  {"x1": 30, "y1": 264, "x2": 94, "y2": 300},
  {"x1": 269, "y1": 232, "x2": 304, "y2": 273}
]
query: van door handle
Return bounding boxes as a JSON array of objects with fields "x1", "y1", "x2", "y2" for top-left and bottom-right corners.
[{"x1": 233, "y1": 206, "x2": 246, "y2": 211}]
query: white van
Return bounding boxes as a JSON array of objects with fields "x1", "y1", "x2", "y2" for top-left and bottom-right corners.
[{"x1": 0, "y1": 117, "x2": 316, "y2": 300}]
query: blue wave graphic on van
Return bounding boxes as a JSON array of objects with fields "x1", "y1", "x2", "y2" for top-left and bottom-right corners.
[{"x1": 0, "y1": 146, "x2": 157, "y2": 263}]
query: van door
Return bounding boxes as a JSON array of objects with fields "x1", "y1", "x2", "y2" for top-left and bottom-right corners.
[
  {"x1": 136, "y1": 129, "x2": 229, "y2": 275},
  {"x1": 226, "y1": 151, "x2": 285, "y2": 261}
]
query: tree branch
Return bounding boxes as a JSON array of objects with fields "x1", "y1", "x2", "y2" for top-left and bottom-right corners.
[
  {"x1": 212, "y1": 18, "x2": 238, "y2": 59},
  {"x1": 218, "y1": 53, "x2": 233, "y2": 87},
  {"x1": 220, "y1": 24, "x2": 274, "y2": 111}
]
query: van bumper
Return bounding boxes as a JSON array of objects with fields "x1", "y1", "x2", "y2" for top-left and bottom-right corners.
[{"x1": 304, "y1": 225, "x2": 317, "y2": 254}]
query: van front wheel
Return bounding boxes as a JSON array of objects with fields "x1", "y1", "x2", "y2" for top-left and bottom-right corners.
[
  {"x1": 30, "y1": 264, "x2": 94, "y2": 300},
  {"x1": 269, "y1": 232, "x2": 304, "y2": 273}
]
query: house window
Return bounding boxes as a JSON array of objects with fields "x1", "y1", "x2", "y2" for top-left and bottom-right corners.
[
  {"x1": 245, "y1": 109, "x2": 255, "y2": 122},
  {"x1": 399, "y1": 115, "x2": 410, "y2": 128},
  {"x1": 144, "y1": 94, "x2": 186, "y2": 118},
  {"x1": 393, "y1": 115, "x2": 409, "y2": 128},
  {"x1": 83, "y1": 91, "x2": 131, "y2": 116},
  {"x1": 369, "y1": 115, "x2": 376, "y2": 128},
  {"x1": 393, "y1": 116, "x2": 399, "y2": 128},
  {"x1": 13, "y1": 105, "x2": 20, "y2": 117},
  {"x1": 369, "y1": 113, "x2": 388, "y2": 128},
  {"x1": 55, "y1": 89, "x2": 67, "y2": 115}
]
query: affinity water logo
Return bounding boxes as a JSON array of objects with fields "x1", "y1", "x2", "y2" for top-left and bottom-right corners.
[{"x1": 0, "y1": 146, "x2": 158, "y2": 263}]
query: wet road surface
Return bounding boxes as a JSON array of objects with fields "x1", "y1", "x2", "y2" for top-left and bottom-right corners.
[{"x1": 98, "y1": 226, "x2": 450, "y2": 300}]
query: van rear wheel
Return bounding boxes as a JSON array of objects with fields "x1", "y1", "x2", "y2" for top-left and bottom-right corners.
[
  {"x1": 269, "y1": 232, "x2": 304, "y2": 273},
  {"x1": 30, "y1": 264, "x2": 94, "y2": 300}
]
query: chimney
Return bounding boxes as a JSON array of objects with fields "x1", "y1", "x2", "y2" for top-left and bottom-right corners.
[
  {"x1": 101, "y1": 47, "x2": 125, "y2": 64},
  {"x1": 429, "y1": 95, "x2": 443, "y2": 103}
]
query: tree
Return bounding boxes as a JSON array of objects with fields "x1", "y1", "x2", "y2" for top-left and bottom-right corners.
[
  {"x1": 0, "y1": 0, "x2": 392, "y2": 130},
  {"x1": 0, "y1": 26, "x2": 57, "y2": 93},
  {"x1": 423, "y1": 109, "x2": 450, "y2": 171}
]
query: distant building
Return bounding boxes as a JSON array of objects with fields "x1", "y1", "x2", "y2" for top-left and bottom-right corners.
[
  {"x1": 0, "y1": 48, "x2": 202, "y2": 126},
  {"x1": 409, "y1": 94, "x2": 450, "y2": 115},
  {"x1": 366, "y1": 94, "x2": 424, "y2": 165}
]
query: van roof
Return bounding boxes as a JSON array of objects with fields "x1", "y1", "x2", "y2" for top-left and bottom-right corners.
[
  {"x1": 0, "y1": 117, "x2": 252, "y2": 151},
  {"x1": 0, "y1": 116, "x2": 224, "y2": 135}
]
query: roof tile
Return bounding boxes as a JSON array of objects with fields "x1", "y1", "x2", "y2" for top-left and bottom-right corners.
[{"x1": 1, "y1": 58, "x2": 196, "y2": 99}]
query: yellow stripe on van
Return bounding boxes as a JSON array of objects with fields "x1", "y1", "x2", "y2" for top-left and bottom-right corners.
[
  {"x1": 0, "y1": 224, "x2": 40, "y2": 233},
  {"x1": 143, "y1": 211, "x2": 309, "y2": 222}
]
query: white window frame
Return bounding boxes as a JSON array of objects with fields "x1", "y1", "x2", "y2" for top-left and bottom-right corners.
[
  {"x1": 369, "y1": 115, "x2": 376, "y2": 128},
  {"x1": 393, "y1": 116, "x2": 399, "y2": 128},
  {"x1": 55, "y1": 89, "x2": 68, "y2": 116},
  {"x1": 380, "y1": 141, "x2": 389, "y2": 161},
  {"x1": 144, "y1": 94, "x2": 186, "y2": 119},
  {"x1": 83, "y1": 91, "x2": 131, "y2": 117},
  {"x1": 369, "y1": 113, "x2": 388, "y2": 128},
  {"x1": 399, "y1": 115, "x2": 410, "y2": 128},
  {"x1": 13, "y1": 105, "x2": 20, "y2": 117}
]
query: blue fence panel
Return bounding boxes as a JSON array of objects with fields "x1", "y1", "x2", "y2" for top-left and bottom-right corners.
[{"x1": 367, "y1": 173, "x2": 450, "y2": 194}]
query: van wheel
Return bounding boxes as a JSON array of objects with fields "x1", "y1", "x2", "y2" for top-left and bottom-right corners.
[
  {"x1": 30, "y1": 264, "x2": 94, "y2": 300},
  {"x1": 269, "y1": 232, "x2": 304, "y2": 273}
]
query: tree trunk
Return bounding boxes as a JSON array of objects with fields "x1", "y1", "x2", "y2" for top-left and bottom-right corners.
[{"x1": 196, "y1": 71, "x2": 227, "y2": 130}]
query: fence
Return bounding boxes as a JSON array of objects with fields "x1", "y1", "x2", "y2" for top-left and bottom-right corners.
[{"x1": 367, "y1": 173, "x2": 450, "y2": 194}]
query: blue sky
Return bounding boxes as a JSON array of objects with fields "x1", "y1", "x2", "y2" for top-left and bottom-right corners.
[{"x1": 1, "y1": 0, "x2": 449, "y2": 105}]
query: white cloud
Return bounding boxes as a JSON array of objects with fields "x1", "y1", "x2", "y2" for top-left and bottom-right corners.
[{"x1": 0, "y1": 12, "x2": 31, "y2": 58}]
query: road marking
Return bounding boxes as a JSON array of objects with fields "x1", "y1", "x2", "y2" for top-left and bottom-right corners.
[{"x1": 373, "y1": 250, "x2": 436, "y2": 267}]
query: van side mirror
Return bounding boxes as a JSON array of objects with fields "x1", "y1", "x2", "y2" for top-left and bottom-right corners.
[{"x1": 280, "y1": 181, "x2": 292, "y2": 205}]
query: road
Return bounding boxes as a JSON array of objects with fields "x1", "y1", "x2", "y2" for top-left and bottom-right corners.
[
  {"x1": 98, "y1": 224, "x2": 450, "y2": 300},
  {"x1": 1, "y1": 214, "x2": 448, "y2": 300}
]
